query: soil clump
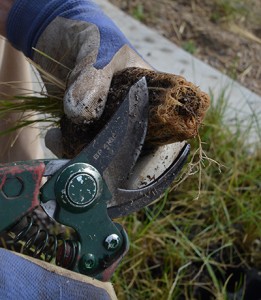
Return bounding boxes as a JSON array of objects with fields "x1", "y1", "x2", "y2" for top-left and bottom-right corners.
[{"x1": 61, "y1": 67, "x2": 210, "y2": 158}]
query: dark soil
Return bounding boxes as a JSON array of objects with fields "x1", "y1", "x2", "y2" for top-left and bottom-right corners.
[{"x1": 109, "y1": 0, "x2": 261, "y2": 96}]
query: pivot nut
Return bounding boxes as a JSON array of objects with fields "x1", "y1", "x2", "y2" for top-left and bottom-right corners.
[{"x1": 55, "y1": 163, "x2": 103, "y2": 211}]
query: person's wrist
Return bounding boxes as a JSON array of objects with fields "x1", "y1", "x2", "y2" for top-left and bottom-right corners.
[
  {"x1": 7, "y1": 0, "x2": 68, "y2": 57},
  {"x1": 0, "y1": 0, "x2": 14, "y2": 37}
]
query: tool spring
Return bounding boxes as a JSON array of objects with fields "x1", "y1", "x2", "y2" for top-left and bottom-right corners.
[{"x1": 10, "y1": 215, "x2": 79, "y2": 270}]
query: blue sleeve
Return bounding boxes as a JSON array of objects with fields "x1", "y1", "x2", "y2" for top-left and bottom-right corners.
[
  {"x1": 0, "y1": 248, "x2": 111, "y2": 300},
  {"x1": 7, "y1": 0, "x2": 131, "y2": 68}
]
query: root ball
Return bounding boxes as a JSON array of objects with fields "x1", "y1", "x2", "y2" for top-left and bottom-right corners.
[{"x1": 61, "y1": 67, "x2": 210, "y2": 158}]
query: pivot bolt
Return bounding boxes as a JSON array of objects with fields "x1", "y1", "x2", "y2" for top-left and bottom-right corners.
[
  {"x1": 104, "y1": 234, "x2": 121, "y2": 251},
  {"x1": 2, "y1": 176, "x2": 23, "y2": 198},
  {"x1": 67, "y1": 173, "x2": 97, "y2": 206}
]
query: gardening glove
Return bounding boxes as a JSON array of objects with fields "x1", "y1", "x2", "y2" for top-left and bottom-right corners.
[
  {"x1": 7, "y1": 0, "x2": 151, "y2": 126},
  {"x1": 0, "y1": 248, "x2": 117, "y2": 299},
  {"x1": 6, "y1": 0, "x2": 187, "y2": 188}
]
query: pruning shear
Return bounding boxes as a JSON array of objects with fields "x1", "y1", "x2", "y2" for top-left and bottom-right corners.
[{"x1": 0, "y1": 78, "x2": 190, "y2": 281}]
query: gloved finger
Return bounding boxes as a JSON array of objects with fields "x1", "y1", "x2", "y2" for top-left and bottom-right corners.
[{"x1": 63, "y1": 44, "x2": 151, "y2": 124}]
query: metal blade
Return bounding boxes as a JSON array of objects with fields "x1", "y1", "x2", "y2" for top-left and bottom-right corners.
[
  {"x1": 40, "y1": 77, "x2": 149, "y2": 204},
  {"x1": 103, "y1": 77, "x2": 149, "y2": 194},
  {"x1": 107, "y1": 143, "x2": 190, "y2": 218}
]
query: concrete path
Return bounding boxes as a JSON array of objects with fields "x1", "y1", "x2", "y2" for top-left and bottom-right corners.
[{"x1": 97, "y1": 0, "x2": 261, "y2": 146}]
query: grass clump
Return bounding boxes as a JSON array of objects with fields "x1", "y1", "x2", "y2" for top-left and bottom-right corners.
[
  {"x1": 210, "y1": 0, "x2": 248, "y2": 23},
  {"x1": 0, "y1": 93, "x2": 62, "y2": 135},
  {"x1": 0, "y1": 58, "x2": 64, "y2": 136},
  {"x1": 112, "y1": 92, "x2": 261, "y2": 299},
  {"x1": 132, "y1": 3, "x2": 145, "y2": 21},
  {"x1": 182, "y1": 40, "x2": 197, "y2": 54}
]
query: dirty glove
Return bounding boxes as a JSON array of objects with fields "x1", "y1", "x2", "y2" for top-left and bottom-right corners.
[
  {"x1": 7, "y1": 0, "x2": 151, "y2": 127},
  {"x1": 0, "y1": 248, "x2": 117, "y2": 299},
  {"x1": 6, "y1": 0, "x2": 186, "y2": 187}
]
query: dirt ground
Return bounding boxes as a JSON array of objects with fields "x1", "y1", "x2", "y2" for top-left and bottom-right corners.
[{"x1": 109, "y1": 0, "x2": 261, "y2": 96}]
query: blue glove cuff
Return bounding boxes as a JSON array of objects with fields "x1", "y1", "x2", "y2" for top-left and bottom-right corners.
[{"x1": 7, "y1": 0, "x2": 131, "y2": 68}]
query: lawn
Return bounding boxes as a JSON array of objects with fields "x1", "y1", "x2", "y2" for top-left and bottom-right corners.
[{"x1": 112, "y1": 91, "x2": 261, "y2": 299}]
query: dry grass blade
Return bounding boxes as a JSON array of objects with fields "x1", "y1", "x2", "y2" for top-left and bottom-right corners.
[{"x1": 227, "y1": 23, "x2": 261, "y2": 44}]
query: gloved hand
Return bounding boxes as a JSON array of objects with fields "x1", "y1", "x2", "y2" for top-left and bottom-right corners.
[
  {"x1": 6, "y1": 0, "x2": 187, "y2": 188},
  {"x1": 0, "y1": 248, "x2": 117, "y2": 300},
  {"x1": 7, "y1": 0, "x2": 151, "y2": 156}
]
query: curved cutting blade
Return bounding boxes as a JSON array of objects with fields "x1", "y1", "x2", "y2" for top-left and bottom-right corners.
[{"x1": 107, "y1": 143, "x2": 190, "y2": 218}]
